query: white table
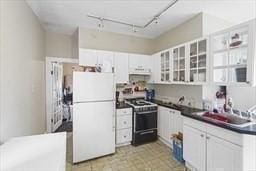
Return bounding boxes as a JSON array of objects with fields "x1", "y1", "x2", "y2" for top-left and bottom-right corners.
[{"x1": 0, "y1": 132, "x2": 66, "y2": 171}]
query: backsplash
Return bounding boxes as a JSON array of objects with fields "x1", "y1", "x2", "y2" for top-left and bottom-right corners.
[{"x1": 154, "y1": 84, "x2": 203, "y2": 109}]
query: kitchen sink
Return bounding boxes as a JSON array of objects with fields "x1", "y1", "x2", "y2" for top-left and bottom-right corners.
[{"x1": 193, "y1": 111, "x2": 254, "y2": 128}]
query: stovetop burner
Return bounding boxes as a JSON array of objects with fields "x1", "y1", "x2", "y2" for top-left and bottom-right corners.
[
  {"x1": 132, "y1": 100, "x2": 151, "y2": 106},
  {"x1": 125, "y1": 99, "x2": 157, "y2": 110}
]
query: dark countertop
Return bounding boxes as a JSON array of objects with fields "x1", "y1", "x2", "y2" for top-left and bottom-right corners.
[
  {"x1": 116, "y1": 102, "x2": 132, "y2": 109},
  {"x1": 152, "y1": 99, "x2": 256, "y2": 136}
]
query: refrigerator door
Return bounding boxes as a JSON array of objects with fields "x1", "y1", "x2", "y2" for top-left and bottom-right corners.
[
  {"x1": 73, "y1": 101, "x2": 115, "y2": 163},
  {"x1": 73, "y1": 72, "x2": 114, "y2": 103}
]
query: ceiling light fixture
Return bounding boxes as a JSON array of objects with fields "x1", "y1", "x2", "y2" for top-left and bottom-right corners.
[
  {"x1": 87, "y1": 0, "x2": 178, "y2": 31},
  {"x1": 132, "y1": 25, "x2": 137, "y2": 33}
]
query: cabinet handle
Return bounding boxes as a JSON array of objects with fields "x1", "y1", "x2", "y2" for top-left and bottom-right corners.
[
  {"x1": 124, "y1": 135, "x2": 127, "y2": 138},
  {"x1": 124, "y1": 121, "x2": 127, "y2": 124},
  {"x1": 206, "y1": 136, "x2": 210, "y2": 140},
  {"x1": 200, "y1": 134, "x2": 204, "y2": 138}
]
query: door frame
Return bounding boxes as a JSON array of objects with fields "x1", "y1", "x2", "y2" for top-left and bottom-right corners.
[{"x1": 45, "y1": 57, "x2": 78, "y2": 133}]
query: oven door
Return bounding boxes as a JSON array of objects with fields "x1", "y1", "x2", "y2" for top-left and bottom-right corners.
[{"x1": 135, "y1": 110, "x2": 157, "y2": 132}]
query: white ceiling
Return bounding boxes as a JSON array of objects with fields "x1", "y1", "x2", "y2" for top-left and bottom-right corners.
[{"x1": 26, "y1": 0, "x2": 256, "y2": 38}]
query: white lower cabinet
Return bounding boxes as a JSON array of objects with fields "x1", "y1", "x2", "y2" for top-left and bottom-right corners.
[
  {"x1": 183, "y1": 125, "x2": 206, "y2": 171},
  {"x1": 183, "y1": 117, "x2": 252, "y2": 171},
  {"x1": 206, "y1": 134, "x2": 242, "y2": 171},
  {"x1": 116, "y1": 128, "x2": 132, "y2": 144},
  {"x1": 116, "y1": 108, "x2": 133, "y2": 146},
  {"x1": 158, "y1": 106, "x2": 183, "y2": 147}
]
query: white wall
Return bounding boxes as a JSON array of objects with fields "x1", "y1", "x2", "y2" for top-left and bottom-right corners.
[
  {"x1": 202, "y1": 13, "x2": 233, "y2": 36},
  {"x1": 227, "y1": 86, "x2": 256, "y2": 111},
  {"x1": 153, "y1": 13, "x2": 203, "y2": 53},
  {"x1": 79, "y1": 27, "x2": 154, "y2": 55},
  {"x1": 0, "y1": 0, "x2": 46, "y2": 143},
  {"x1": 46, "y1": 31, "x2": 72, "y2": 58},
  {"x1": 154, "y1": 84, "x2": 203, "y2": 108}
]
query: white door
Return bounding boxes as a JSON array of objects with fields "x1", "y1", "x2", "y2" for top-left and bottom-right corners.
[
  {"x1": 73, "y1": 72, "x2": 114, "y2": 102},
  {"x1": 114, "y1": 52, "x2": 129, "y2": 84},
  {"x1": 207, "y1": 135, "x2": 242, "y2": 171},
  {"x1": 51, "y1": 62, "x2": 63, "y2": 132},
  {"x1": 73, "y1": 101, "x2": 115, "y2": 163},
  {"x1": 183, "y1": 125, "x2": 206, "y2": 171},
  {"x1": 79, "y1": 48, "x2": 98, "y2": 66}
]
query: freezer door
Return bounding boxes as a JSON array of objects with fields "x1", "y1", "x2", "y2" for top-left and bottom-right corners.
[
  {"x1": 73, "y1": 101, "x2": 115, "y2": 163},
  {"x1": 73, "y1": 72, "x2": 114, "y2": 103}
]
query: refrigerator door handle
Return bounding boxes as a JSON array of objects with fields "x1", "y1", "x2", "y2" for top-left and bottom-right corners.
[
  {"x1": 112, "y1": 103, "x2": 115, "y2": 132},
  {"x1": 74, "y1": 100, "x2": 114, "y2": 104}
]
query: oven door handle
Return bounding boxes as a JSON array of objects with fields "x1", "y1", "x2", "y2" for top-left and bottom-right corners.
[
  {"x1": 140, "y1": 130, "x2": 154, "y2": 135},
  {"x1": 136, "y1": 110, "x2": 157, "y2": 115}
]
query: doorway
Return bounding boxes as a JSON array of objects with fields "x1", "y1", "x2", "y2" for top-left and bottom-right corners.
[{"x1": 45, "y1": 57, "x2": 79, "y2": 133}]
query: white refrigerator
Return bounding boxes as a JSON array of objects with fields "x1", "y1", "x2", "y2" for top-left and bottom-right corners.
[{"x1": 73, "y1": 72, "x2": 115, "y2": 163}]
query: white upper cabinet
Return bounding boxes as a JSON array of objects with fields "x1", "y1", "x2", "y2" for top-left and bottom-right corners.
[
  {"x1": 128, "y1": 54, "x2": 151, "y2": 73},
  {"x1": 172, "y1": 44, "x2": 188, "y2": 83},
  {"x1": 160, "y1": 50, "x2": 171, "y2": 83},
  {"x1": 79, "y1": 48, "x2": 98, "y2": 66},
  {"x1": 97, "y1": 50, "x2": 114, "y2": 72},
  {"x1": 148, "y1": 52, "x2": 161, "y2": 84},
  {"x1": 210, "y1": 19, "x2": 256, "y2": 86},
  {"x1": 188, "y1": 38, "x2": 209, "y2": 84},
  {"x1": 79, "y1": 48, "x2": 114, "y2": 73},
  {"x1": 114, "y1": 52, "x2": 129, "y2": 84}
]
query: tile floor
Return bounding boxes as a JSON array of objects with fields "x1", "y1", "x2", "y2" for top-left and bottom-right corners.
[{"x1": 66, "y1": 133, "x2": 185, "y2": 171}]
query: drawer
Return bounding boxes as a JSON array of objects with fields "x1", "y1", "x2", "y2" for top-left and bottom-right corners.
[
  {"x1": 116, "y1": 128, "x2": 132, "y2": 144},
  {"x1": 183, "y1": 116, "x2": 206, "y2": 132},
  {"x1": 116, "y1": 108, "x2": 132, "y2": 116},
  {"x1": 116, "y1": 115, "x2": 132, "y2": 129}
]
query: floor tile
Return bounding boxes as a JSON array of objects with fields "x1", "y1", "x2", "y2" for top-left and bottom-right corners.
[{"x1": 67, "y1": 134, "x2": 185, "y2": 171}]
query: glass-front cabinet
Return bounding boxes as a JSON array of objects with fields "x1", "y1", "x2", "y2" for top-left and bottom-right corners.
[
  {"x1": 160, "y1": 50, "x2": 171, "y2": 82},
  {"x1": 172, "y1": 45, "x2": 186, "y2": 82},
  {"x1": 211, "y1": 20, "x2": 255, "y2": 85},
  {"x1": 188, "y1": 38, "x2": 208, "y2": 83}
]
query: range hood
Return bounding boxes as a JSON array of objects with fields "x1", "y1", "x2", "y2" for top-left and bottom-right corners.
[{"x1": 129, "y1": 68, "x2": 151, "y2": 75}]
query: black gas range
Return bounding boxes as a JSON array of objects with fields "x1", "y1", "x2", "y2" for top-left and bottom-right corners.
[{"x1": 125, "y1": 98, "x2": 158, "y2": 146}]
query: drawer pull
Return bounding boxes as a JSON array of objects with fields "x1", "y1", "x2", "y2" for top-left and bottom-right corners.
[
  {"x1": 200, "y1": 134, "x2": 204, "y2": 138},
  {"x1": 124, "y1": 135, "x2": 127, "y2": 138},
  {"x1": 123, "y1": 121, "x2": 127, "y2": 124}
]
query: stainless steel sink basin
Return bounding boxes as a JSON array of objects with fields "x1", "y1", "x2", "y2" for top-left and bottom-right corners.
[{"x1": 193, "y1": 111, "x2": 254, "y2": 128}]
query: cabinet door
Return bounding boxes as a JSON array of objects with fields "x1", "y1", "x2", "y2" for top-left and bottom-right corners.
[
  {"x1": 207, "y1": 135, "x2": 242, "y2": 171},
  {"x1": 171, "y1": 110, "x2": 183, "y2": 134},
  {"x1": 129, "y1": 54, "x2": 150, "y2": 69},
  {"x1": 172, "y1": 45, "x2": 187, "y2": 82},
  {"x1": 79, "y1": 48, "x2": 98, "y2": 66},
  {"x1": 154, "y1": 53, "x2": 161, "y2": 83},
  {"x1": 114, "y1": 53, "x2": 129, "y2": 83},
  {"x1": 183, "y1": 125, "x2": 206, "y2": 171},
  {"x1": 97, "y1": 50, "x2": 114, "y2": 73},
  {"x1": 148, "y1": 53, "x2": 161, "y2": 83},
  {"x1": 162, "y1": 109, "x2": 171, "y2": 143},
  {"x1": 188, "y1": 39, "x2": 207, "y2": 83},
  {"x1": 158, "y1": 107, "x2": 169, "y2": 141},
  {"x1": 158, "y1": 107, "x2": 171, "y2": 143}
]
